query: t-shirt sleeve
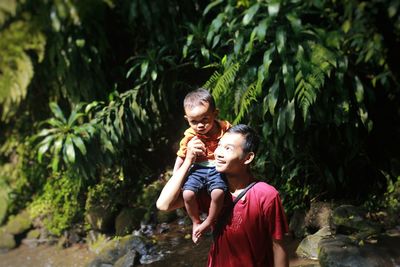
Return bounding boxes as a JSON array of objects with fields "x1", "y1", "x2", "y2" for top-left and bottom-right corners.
[
  {"x1": 176, "y1": 133, "x2": 193, "y2": 158},
  {"x1": 265, "y1": 194, "x2": 289, "y2": 240}
]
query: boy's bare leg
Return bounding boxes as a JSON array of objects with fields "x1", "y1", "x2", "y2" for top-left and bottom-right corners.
[
  {"x1": 182, "y1": 190, "x2": 202, "y2": 243},
  {"x1": 194, "y1": 189, "x2": 224, "y2": 241}
]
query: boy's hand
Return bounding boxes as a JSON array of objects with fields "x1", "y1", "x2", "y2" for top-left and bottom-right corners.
[{"x1": 187, "y1": 136, "x2": 206, "y2": 162}]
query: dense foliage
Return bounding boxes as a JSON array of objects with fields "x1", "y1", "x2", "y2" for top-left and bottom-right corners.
[{"x1": 0, "y1": 0, "x2": 399, "y2": 234}]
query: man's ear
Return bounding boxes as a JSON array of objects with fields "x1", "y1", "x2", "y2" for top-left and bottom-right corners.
[{"x1": 244, "y1": 152, "x2": 255, "y2": 165}]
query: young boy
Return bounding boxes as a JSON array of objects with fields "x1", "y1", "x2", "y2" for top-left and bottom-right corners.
[{"x1": 173, "y1": 88, "x2": 230, "y2": 243}]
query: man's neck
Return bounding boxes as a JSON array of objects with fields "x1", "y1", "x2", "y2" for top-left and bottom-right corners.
[{"x1": 226, "y1": 170, "x2": 253, "y2": 194}]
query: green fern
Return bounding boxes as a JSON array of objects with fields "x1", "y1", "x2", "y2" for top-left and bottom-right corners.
[
  {"x1": 204, "y1": 62, "x2": 240, "y2": 100},
  {"x1": 295, "y1": 43, "x2": 336, "y2": 120},
  {"x1": 0, "y1": 0, "x2": 16, "y2": 26},
  {"x1": 0, "y1": 21, "x2": 46, "y2": 121}
]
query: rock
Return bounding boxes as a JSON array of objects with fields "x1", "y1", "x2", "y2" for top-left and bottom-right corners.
[
  {"x1": 4, "y1": 210, "x2": 31, "y2": 235},
  {"x1": 0, "y1": 228, "x2": 16, "y2": 250},
  {"x1": 26, "y1": 229, "x2": 40, "y2": 239},
  {"x1": 115, "y1": 207, "x2": 146, "y2": 236},
  {"x1": 331, "y1": 205, "x2": 381, "y2": 237},
  {"x1": 289, "y1": 209, "x2": 306, "y2": 238},
  {"x1": 0, "y1": 184, "x2": 9, "y2": 226},
  {"x1": 114, "y1": 250, "x2": 139, "y2": 267},
  {"x1": 96, "y1": 238, "x2": 124, "y2": 264},
  {"x1": 156, "y1": 210, "x2": 178, "y2": 224},
  {"x1": 318, "y1": 234, "x2": 400, "y2": 267},
  {"x1": 305, "y1": 202, "x2": 334, "y2": 232},
  {"x1": 86, "y1": 206, "x2": 115, "y2": 232},
  {"x1": 296, "y1": 226, "x2": 332, "y2": 260}
]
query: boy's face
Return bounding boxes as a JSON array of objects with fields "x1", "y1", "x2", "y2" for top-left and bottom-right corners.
[{"x1": 184, "y1": 102, "x2": 217, "y2": 135}]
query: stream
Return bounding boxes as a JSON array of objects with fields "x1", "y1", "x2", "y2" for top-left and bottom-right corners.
[{"x1": 0, "y1": 220, "x2": 319, "y2": 267}]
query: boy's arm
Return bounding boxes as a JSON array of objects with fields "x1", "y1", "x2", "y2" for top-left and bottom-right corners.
[
  {"x1": 156, "y1": 136, "x2": 205, "y2": 211},
  {"x1": 173, "y1": 156, "x2": 185, "y2": 174}
]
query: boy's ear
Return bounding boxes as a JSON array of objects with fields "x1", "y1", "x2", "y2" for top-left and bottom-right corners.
[
  {"x1": 184, "y1": 115, "x2": 188, "y2": 121},
  {"x1": 244, "y1": 152, "x2": 255, "y2": 165}
]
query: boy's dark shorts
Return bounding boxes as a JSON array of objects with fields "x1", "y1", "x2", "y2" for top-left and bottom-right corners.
[{"x1": 182, "y1": 164, "x2": 227, "y2": 194}]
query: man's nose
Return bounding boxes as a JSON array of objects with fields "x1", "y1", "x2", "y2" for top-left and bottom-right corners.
[{"x1": 215, "y1": 147, "x2": 222, "y2": 158}]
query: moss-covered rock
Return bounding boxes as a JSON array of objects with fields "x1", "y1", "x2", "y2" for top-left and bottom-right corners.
[
  {"x1": 86, "y1": 206, "x2": 115, "y2": 232},
  {"x1": 0, "y1": 180, "x2": 10, "y2": 226},
  {"x1": 331, "y1": 205, "x2": 381, "y2": 237},
  {"x1": 4, "y1": 210, "x2": 31, "y2": 235},
  {"x1": 0, "y1": 228, "x2": 16, "y2": 250},
  {"x1": 156, "y1": 210, "x2": 178, "y2": 223},
  {"x1": 26, "y1": 229, "x2": 40, "y2": 239},
  {"x1": 296, "y1": 226, "x2": 332, "y2": 260},
  {"x1": 115, "y1": 207, "x2": 146, "y2": 236}
]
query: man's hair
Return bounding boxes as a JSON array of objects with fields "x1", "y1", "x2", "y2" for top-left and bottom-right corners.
[
  {"x1": 183, "y1": 88, "x2": 216, "y2": 111},
  {"x1": 227, "y1": 124, "x2": 259, "y2": 154}
]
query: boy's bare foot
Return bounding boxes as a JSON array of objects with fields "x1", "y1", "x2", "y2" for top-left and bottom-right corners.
[
  {"x1": 193, "y1": 220, "x2": 212, "y2": 244},
  {"x1": 192, "y1": 222, "x2": 201, "y2": 243}
]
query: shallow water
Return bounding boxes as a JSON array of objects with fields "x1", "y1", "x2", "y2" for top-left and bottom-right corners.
[{"x1": 0, "y1": 221, "x2": 318, "y2": 267}]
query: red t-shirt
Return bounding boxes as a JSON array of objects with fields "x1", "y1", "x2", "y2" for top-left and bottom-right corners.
[{"x1": 198, "y1": 181, "x2": 288, "y2": 267}]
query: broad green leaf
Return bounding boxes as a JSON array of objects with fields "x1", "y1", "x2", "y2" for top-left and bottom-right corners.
[
  {"x1": 268, "y1": 2, "x2": 280, "y2": 17},
  {"x1": 256, "y1": 18, "x2": 269, "y2": 42},
  {"x1": 203, "y1": 0, "x2": 224, "y2": 16},
  {"x1": 282, "y1": 63, "x2": 295, "y2": 100},
  {"x1": 263, "y1": 46, "x2": 275, "y2": 79},
  {"x1": 140, "y1": 60, "x2": 149, "y2": 79},
  {"x1": 68, "y1": 111, "x2": 84, "y2": 127},
  {"x1": 286, "y1": 99, "x2": 295, "y2": 130},
  {"x1": 354, "y1": 76, "x2": 364, "y2": 103},
  {"x1": 51, "y1": 156, "x2": 60, "y2": 172},
  {"x1": 64, "y1": 135, "x2": 76, "y2": 164},
  {"x1": 201, "y1": 46, "x2": 210, "y2": 59},
  {"x1": 276, "y1": 27, "x2": 286, "y2": 55},
  {"x1": 243, "y1": 3, "x2": 260, "y2": 26},
  {"x1": 38, "y1": 142, "x2": 50, "y2": 163},
  {"x1": 342, "y1": 20, "x2": 351, "y2": 33},
  {"x1": 267, "y1": 78, "x2": 279, "y2": 115},
  {"x1": 85, "y1": 101, "x2": 102, "y2": 114},
  {"x1": 72, "y1": 136, "x2": 87, "y2": 156},
  {"x1": 277, "y1": 106, "x2": 286, "y2": 136},
  {"x1": 151, "y1": 70, "x2": 157, "y2": 81},
  {"x1": 49, "y1": 102, "x2": 66, "y2": 123},
  {"x1": 36, "y1": 128, "x2": 58, "y2": 137},
  {"x1": 234, "y1": 34, "x2": 243, "y2": 55}
]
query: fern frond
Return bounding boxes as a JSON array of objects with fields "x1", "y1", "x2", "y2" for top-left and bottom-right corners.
[
  {"x1": 295, "y1": 43, "x2": 336, "y2": 120},
  {"x1": 234, "y1": 81, "x2": 257, "y2": 124},
  {"x1": 0, "y1": 0, "x2": 16, "y2": 26},
  {"x1": 207, "y1": 62, "x2": 240, "y2": 100},
  {"x1": 0, "y1": 21, "x2": 46, "y2": 121}
]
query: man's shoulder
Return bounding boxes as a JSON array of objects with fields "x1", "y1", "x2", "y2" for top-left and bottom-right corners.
[{"x1": 251, "y1": 181, "x2": 280, "y2": 201}]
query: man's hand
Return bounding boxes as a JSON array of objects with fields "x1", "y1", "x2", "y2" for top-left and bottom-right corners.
[{"x1": 186, "y1": 136, "x2": 206, "y2": 163}]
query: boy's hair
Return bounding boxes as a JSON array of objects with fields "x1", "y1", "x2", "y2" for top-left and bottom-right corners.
[
  {"x1": 183, "y1": 88, "x2": 216, "y2": 111},
  {"x1": 227, "y1": 124, "x2": 259, "y2": 155}
]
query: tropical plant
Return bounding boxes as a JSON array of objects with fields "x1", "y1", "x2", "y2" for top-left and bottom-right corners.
[
  {"x1": 33, "y1": 102, "x2": 96, "y2": 176},
  {"x1": 185, "y1": 0, "x2": 400, "y2": 212}
]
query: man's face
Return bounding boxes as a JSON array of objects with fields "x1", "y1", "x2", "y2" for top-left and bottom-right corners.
[
  {"x1": 214, "y1": 132, "x2": 247, "y2": 174},
  {"x1": 184, "y1": 102, "x2": 217, "y2": 135}
]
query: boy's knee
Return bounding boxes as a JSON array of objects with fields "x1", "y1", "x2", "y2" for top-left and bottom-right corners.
[
  {"x1": 183, "y1": 190, "x2": 196, "y2": 201},
  {"x1": 210, "y1": 188, "x2": 224, "y2": 199}
]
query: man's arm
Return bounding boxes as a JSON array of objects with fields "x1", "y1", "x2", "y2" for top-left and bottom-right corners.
[
  {"x1": 156, "y1": 136, "x2": 205, "y2": 211},
  {"x1": 173, "y1": 156, "x2": 184, "y2": 174},
  {"x1": 272, "y1": 238, "x2": 289, "y2": 267}
]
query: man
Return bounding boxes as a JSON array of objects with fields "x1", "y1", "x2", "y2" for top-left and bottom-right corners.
[{"x1": 157, "y1": 124, "x2": 289, "y2": 267}]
